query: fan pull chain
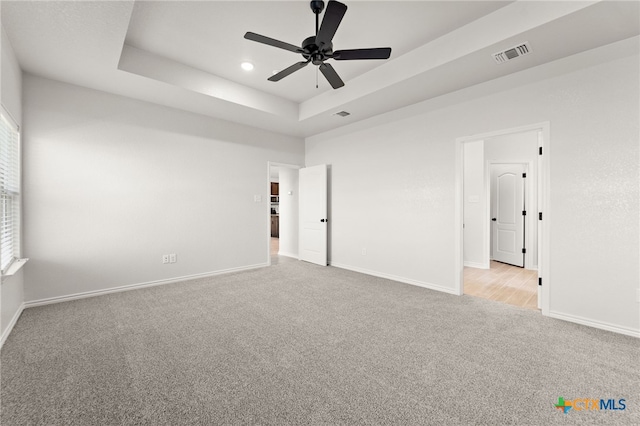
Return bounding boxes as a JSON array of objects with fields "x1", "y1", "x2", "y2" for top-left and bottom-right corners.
[{"x1": 316, "y1": 67, "x2": 319, "y2": 89}]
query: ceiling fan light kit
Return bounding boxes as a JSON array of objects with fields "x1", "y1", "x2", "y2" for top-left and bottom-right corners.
[{"x1": 244, "y1": 0, "x2": 392, "y2": 89}]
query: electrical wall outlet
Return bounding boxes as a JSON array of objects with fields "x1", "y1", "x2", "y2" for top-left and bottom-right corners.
[
  {"x1": 169, "y1": 254, "x2": 177, "y2": 263},
  {"x1": 162, "y1": 254, "x2": 169, "y2": 264}
]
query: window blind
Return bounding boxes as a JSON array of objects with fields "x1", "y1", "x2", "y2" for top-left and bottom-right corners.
[{"x1": 0, "y1": 110, "x2": 20, "y2": 273}]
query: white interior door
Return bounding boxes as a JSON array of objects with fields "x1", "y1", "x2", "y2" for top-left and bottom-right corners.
[
  {"x1": 491, "y1": 164, "x2": 525, "y2": 267},
  {"x1": 299, "y1": 164, "x2": 327, "y2": 266}
]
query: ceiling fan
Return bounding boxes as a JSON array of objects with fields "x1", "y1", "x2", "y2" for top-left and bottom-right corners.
[{"x1": 244, "y1": 0, "x2": 392, "y2": 89}]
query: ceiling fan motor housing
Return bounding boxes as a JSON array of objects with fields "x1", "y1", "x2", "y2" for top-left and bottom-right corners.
[{"x1": 302, "y1": 36, "x2": 333, "y2": 64}]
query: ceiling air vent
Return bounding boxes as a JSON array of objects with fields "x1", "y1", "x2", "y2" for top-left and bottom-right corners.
[
  {"x1": 492, "y1": 42, "x2": 531, "y2": 64},
  {"x1": 334, "y1": 111, "x2": 351, "y2": 117}
]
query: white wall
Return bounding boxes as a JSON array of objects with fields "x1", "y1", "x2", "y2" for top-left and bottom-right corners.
[
  {"x1": 22, "y1": 75, "x2": 304, "y2": 302},
  {"x1": 1, "y1": 25, "x2": 24, "y2": 342},
  {"x1": 278, "y1": 167, "x2": 299, "y2": 258},
  {"x1": 306, "y1": 38, "x2": 639, "y2": 335},
  {"x1": 463, "y1": 140, "x2": 486, "y2": 268},
  {"x1": 1, "y1": 28, "x2": 20, "y2": 121}
]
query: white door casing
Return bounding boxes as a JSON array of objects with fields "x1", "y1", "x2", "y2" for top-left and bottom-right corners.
[
  {"x1": 299, "y1": 164, "x2": 327, "y2": 266},
  {"x1": 491, "y1": 164, "x2": 526, "y2": 267}
]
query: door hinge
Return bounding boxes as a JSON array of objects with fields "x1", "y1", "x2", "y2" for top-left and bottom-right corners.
[
  {"x1": 539, "y1": 212, "x2": 542, "y2": 220},
  {"x1": 522, "y1": 172, "x2": 527, "y2": 178},
  {"x1": 538, "y1": 277, "x2": 542, "y2": 286},
  {"x1": 539, "y1": 147, "x2": 543, "y2": 155},
  {"x1": 522, "y1": 248, "x2": 526, "y2": 254},
  {"x1": 522, "y1": 210, "x2": 526, "y2": 216}
]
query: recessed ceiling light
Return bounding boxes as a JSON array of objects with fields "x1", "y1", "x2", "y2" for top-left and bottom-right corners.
[{"x1": 241, "y1": 62, "x2": 254, "y2": 71}]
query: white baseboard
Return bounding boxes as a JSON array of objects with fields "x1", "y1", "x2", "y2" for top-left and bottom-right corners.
[
  {"x1": 549, "y1": 311, "x2": 639, "y2": 338},
  {"x1": 330, "y1": 262, "x2": 459, "y2": 295},
  {"x1": 0, "y1": 302, "x2": 25, "y2": 349},
  {"x1": 24, "y1": 263, "x2": 269, "y2": 309},
  {"x1": 463, "y1": 261, "x2": 489, "y2": 269},
  {"x1": 277, "y1": 251, "x2": 298, "y2": 259}
]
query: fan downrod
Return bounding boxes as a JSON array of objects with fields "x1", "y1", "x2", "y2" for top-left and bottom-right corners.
[{"x1": 304, "y1": 1, "x2": 332, "y2": 65}]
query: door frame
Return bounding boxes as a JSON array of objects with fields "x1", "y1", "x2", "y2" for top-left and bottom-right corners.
[
  {"x1": 487, "y1": 161, "x2": 534, "y2": 269},
  {"x1": 267, "y1": 162, "x2": 301, "y2": 266},
  {"x1": 455, "y1": 122, "x2": 550, "y2": 315}
]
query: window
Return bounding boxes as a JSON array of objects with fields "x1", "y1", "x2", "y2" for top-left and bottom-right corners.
[{"x1": 0, "y1": 108, "x2": 21, "y2": 274}]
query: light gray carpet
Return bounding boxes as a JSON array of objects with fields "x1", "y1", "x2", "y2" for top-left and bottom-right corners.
[{"x1": 1, "y1": 261, "x2": 638, "y2": 425}]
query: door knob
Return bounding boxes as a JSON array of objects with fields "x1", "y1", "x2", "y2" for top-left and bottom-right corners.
[
  {"x1": 492, "y1": 218, "x2": 497, "y2": 221},
  {"x1": 320, "y1": 219, "x2": 325, "y2": 222}
]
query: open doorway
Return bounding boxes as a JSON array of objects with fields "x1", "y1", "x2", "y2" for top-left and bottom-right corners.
[
  {"x1": 456, "y1": 124, "x2": 549, "y2": 313},
  {"x1": 464, "y1": 160, "x2": 538, "y2": 309},
  {"x1": 268, "y1": 163, "x2": 300, "y2": 265}
]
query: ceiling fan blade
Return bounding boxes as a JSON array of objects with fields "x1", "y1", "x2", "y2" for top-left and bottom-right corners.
[
  {"x1": 244, "y1": 32, "x2": 302, "y2": 54},
  {"x1": 316, "y1": 1, "x2": 347, "y2": 48},
  {"x1": 319, "y1": 63, "x2": 344, "y2": 89},
  {"x1": 268, "y1": 61, "x2": 310, "y2": 82},
  {"x1": 333, "y1": 47, "x2": 392, "y2": 60}
]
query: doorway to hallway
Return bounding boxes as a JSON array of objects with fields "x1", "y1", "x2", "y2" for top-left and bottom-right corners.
[
  {"x1": 456, "y1": 122, "x2": 550, "y2": 314},
  {"x1": 267, "y1": 162, "x2": 300, "y2": 266}
]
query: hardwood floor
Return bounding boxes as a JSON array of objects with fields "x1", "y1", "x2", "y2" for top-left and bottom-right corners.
[{"x1": 464, "y1": 261, "x2": 539, "y2": 310}]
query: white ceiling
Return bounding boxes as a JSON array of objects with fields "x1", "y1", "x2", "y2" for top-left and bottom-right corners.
[
  {"x1": 124, "y1": 0, "x2": 509, "y2": 103},
  {"x1": 2, "y1": 1, "x2": 639, "y2": 138}
]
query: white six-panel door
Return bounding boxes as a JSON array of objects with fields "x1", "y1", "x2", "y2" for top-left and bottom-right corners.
[
  {"x1": 491, "y1": 164, "x2": 526, "y2": 267},
  {"x1": 299, "y1": 164, "x2": 327, "y2": 266}
]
